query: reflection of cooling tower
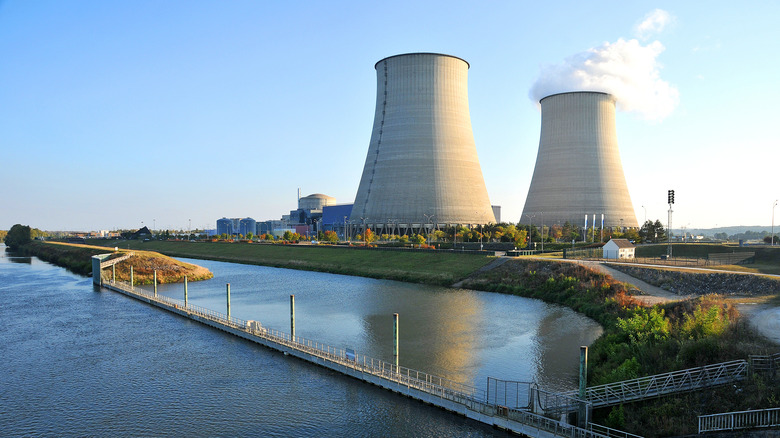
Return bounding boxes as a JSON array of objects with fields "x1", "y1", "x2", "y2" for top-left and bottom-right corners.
[
  {"x1": 522, "y1": 92, "x2": 637, "y2": 228},
  {"x1": 351, "y1": 53, "x2": 495, "y2": 228}
]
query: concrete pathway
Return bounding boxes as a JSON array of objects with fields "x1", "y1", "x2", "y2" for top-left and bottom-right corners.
[{"x1": 576, "y1": 260, "x2": 689, "y2": 305}]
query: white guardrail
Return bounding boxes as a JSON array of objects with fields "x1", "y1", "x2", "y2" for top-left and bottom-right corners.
[{"x1": 699, "y1": 407, "x2": 780, "y2": 433}]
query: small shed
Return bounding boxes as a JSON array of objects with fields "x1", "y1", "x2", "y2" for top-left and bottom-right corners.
[{"x1": 603, "y1": 238, "x2": 636, "y2": 259}]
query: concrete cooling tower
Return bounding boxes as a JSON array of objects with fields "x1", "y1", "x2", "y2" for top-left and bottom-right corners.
[
  {"x1": 351, "y1": 53, "x2": 495, "y2": 232},
  {"x1": 522, "y1": 91, "x2": 638, "y2": 229}
]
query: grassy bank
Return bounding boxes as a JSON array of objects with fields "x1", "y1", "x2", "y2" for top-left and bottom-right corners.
[
  {"x1": 18, "y1": 241, "x2": 213, "y2": 284},
  {"x1": 88, "y1": 239, "x2": 495, "y2": 286},
  {"x1": 461, "y1": 259, "x2": 779, "y2": 436}
]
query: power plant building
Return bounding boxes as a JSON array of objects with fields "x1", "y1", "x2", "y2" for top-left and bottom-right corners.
[
  {"x1": 239, "y1": 218, "x2": 256, "y2": 236},
  {"x1": 351, "y1": 53, "x2": 496, "y2": 234},
  {"x1": 521, "y1": 91, "x2": 637, "y2": 229}
]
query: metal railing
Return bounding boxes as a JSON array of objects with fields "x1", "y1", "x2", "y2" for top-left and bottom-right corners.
[
  {"x1": 699, "y1": 407, "x2": 780, "y2": 432},
  {"x1": 561, "y1": 360, "x2": 748, "y2": 409},
  {"x1": 486, "y1": 377, "x2": 532, "y2": 409},
  {"x1": 104, "y1": 279, "x2": 634, "y2": 438},
  {"x1": 750, "y1": 353, "x2": 780, "y2": 374},
  {"x1": 588, "y1": 423, "x2": 644, "y2": 438},
  {"x1": 99, "y1": 252, "x2": 133, "y2": 269}
]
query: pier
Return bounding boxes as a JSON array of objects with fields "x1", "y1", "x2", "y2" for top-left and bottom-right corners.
[{"x1": 93, "y1": 255, "x2": 630, "y2": 437}]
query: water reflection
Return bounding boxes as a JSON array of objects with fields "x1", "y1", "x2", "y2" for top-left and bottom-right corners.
[
  {"x1": 149, "y1": 257, "x2": 602, "y2": 391},
  {"x1": 532, "y1": 308, "x2": 604, "y2": 391},
  {"x1": 360, "y1": 288, "x2": 481, "y2": 384},
  {"x1": 3, "y1": 248, "x2": 32, "y2": 264}
]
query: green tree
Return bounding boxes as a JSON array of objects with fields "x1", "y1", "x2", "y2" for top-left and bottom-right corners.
[
  {"x1": 412, "y1": 234, "x2": 426, "y2": 247},
  {"x1": 246, "y1": 232, "x2": 254, "y2": 240},
  {"x1": 514, "y1": 229, "x2": 528, "y2": 248},
  {"x1": 323, "y1": 230, "x2": 338, "y2": 243},
  {"x1": 4, "y1": 224, "x2": 32, "y2": 250},
  {"x1": 283, "y1": 230, "x2": 294, "y2": 241},
  {"x1": 653, "y1": 220, "x2": 667, "y2": 243}
]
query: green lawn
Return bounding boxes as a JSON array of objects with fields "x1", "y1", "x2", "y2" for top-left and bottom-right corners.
[{"x1": 91, "y1": 240, "x2": 495, "y2": 285}]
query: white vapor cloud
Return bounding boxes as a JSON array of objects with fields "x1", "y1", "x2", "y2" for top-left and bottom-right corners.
[
  {"x1": 635, "y1": 9, "x2": 673, "y2": 40},
  {"x1": 529, "y1": 11, "x2": 679, "y2": 121}
]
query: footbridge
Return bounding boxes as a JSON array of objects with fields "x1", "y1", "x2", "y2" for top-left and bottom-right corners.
[{"x1": 560, "y1": 359, "x2": 749, "y2": 409}]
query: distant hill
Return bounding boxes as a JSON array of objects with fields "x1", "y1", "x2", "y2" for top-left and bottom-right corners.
[{"x1": 681, "y1": 225, "x2": 773, "y2": 237}]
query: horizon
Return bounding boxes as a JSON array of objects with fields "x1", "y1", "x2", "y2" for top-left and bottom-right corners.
[{"x1": 1, "y1": 2, "x2": 778, "y2": 231}]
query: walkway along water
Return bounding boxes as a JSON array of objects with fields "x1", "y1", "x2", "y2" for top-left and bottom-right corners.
[{"x1": 92, "y1": 254, "x2": 632, "y2": 438}]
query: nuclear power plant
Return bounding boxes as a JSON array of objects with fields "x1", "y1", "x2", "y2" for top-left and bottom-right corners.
[
  {"x1": 351, "y1": 53, "x2": 496, "y2": 234},
  {"x1": 522, "y1": 91, "x2": 638, "y2": 229}
]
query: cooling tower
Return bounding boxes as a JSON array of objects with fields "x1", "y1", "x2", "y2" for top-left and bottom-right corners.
[
  {"x1": 522, "y1": 91, "x2": 637, "y2": 228},
  {"x1": 351, "y1": 53, "x2": 495, "y2": 231}
]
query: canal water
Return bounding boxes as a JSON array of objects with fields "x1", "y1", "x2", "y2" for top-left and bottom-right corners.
[{"x1": 0, "y1": 245, "x2": 601, "y2": 437}]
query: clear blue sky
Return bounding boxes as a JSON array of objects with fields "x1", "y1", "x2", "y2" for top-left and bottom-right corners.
[{"x1": 1, "y1": 1, "x2": 778, "y2": 232}]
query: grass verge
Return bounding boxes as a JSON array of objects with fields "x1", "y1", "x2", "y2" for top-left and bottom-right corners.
[
  {"x1": 18, "y1": 241, "x2": 213, "y2": 284},
  {"x1": 88, "y1": 240, "x2": 495, "y2": 286}
]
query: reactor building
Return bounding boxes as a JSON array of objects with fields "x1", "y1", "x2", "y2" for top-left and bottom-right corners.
[
  {"x1": 350, "y1": 53, "x2": 496, "y2": 234},
  {"x1": 521, "y1": 91, "x2": 638, "y2": 229}
]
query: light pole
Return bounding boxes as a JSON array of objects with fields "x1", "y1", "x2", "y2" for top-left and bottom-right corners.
[
  {"x1": 343, "y1": 216, "x2": 347, "y2": 242},
  {"x1": 423, "y1": 213, "x2": 435, "y2": 247},
  {"x1": 772, "y1": 199, "x2": 778, "y2": 246},
  {"x1": 360, "y1": 217, "x2": 367, "y2": 246},
  {"x1": 667, "y1": 190, "x2": 675, "y2": 257},
  {"x1": 524, "y1": 214, "x2": 536, "y2": 250},
  {"x1": 188, "y1": 219, "x2": 191, "y2": 241},
  {"x1": 540, "y1": 212, "x2": 544, "y2": 252}
]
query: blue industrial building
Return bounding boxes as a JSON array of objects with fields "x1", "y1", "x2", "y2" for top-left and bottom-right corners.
[{"x1": 322, "y1": 204, "x2": 353, "y2": 239}]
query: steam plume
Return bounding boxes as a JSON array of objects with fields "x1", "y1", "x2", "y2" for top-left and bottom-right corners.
[{"x1": 529, "y1": 11, "x2": 679, "y2": 121}]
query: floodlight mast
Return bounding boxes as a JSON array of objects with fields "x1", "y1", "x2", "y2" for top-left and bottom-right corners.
[{"x1": 667, "y1": 190, "x2": 674, "y2": 257}]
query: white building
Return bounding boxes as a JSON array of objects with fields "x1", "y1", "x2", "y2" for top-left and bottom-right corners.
[{"x1": 603, "y1": 238, "x2": 636, "y2": 259}]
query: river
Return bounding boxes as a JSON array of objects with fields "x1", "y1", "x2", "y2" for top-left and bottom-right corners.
[{"x1": 0, "y1": 245, "x2": 601, "y2": 437}]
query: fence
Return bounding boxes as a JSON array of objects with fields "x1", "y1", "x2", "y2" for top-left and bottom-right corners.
[
  {"x1": 486, "y1": 378, "x2": 532, "y2": 409},
  {"x1": 699, "y1": 407, "x2": 780, "y2": 433},
  {"x1": 564, "y1": 250, "x2": 756, "y2": 267},
  {"x1": 749, "y1": 353, "x2": 780, "y2": 375}
]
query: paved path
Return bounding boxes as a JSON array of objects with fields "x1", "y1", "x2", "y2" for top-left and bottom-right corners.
[{"x1": 576, "y1": 260, "x2": 689, "y2": 305}]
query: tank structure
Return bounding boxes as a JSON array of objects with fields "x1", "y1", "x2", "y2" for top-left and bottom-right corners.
[
  {"x1": 521, "y1": 91, "x2": 638, "y2": 229},
  {"x1": 351, "y1": 53, "x2": 495, "y2": 235},
  {"x1": 298, "y1": 193, "x2": 336, "y2": 212}
]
